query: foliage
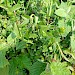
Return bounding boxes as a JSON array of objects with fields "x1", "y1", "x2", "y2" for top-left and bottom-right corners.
[
  {"x1": 0, "y1": 0, "x2": 75, "y2": 75},
  {"x1": 40, "y1": 62, "x2": 71, "y2": 75}
]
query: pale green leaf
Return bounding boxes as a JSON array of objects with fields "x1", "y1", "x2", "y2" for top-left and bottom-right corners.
[
  {"x1": 0, "y1": 0, "x2": 4, "y2": 3},
  {"x1": 0, "y1": 42, "x2": 8, "y2": 51},
  {"x1": 35, "y1": 16, "x2": 38, "y2": 24},
  {"x1": 59, "y1": 2, "x2": 68, "y2": 11},
  {"x1": 40, "y1": 71, "x2": 51, "y2": 75},
  {"x1": 58, "y1": 19, "x2": 65, "y2": 28},
  {"x1": 69, "y1": 5, "x2": 75, "y2": 19},
  {"x1": 62, "y1": 24, "x2": 71, "y2": 37},
  {"x1": 71, "y1": 0, "x2": 75, "y2": 3},
  {"x1": 21, "y1": 15, "x2": 29, "y2": 24},
  {"x1": 55, "y1": 8, "x2": 67, "y2": 17},
  {"x1": 50, "y1": 62, "x2": 71, "y2": 75},
  {"x1": 71, "y1": 35, "x2": 75, "y2": 51},
  {"x1": 7, "y1": 32, "x2": 16, "y2": 45},
  {"x1": 13, "y1": 23, "x2": 20, "y2": 38}
]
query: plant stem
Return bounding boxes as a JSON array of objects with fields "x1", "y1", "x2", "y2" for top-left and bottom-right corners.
[
  {"x1": 61, "y1": 0, "x2": 62, "y2": 2},
  {"x1": 5, "y1": 0, "x2": 7, "y2": 7},
  {"x1": 56, "y1": 42, "x2": 69, "y2": 62},
  {"x1": 72, "y1": 19, "x2": 74, "y2": 35},
  {"x1": 49, "y1": 0, "x2": 53, "y2": 17}
]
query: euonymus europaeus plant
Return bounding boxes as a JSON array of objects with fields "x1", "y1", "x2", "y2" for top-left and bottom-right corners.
[{"x1": 0, "y1": 0, "x2": 75, "y2": 75}]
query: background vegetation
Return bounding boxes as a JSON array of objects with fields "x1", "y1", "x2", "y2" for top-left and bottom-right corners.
[{"x1": 0, "y1": 0, "x2": 75, "y2": 75}]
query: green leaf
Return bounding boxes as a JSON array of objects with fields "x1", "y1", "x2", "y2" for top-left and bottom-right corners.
[
  {"x1": 0, "y1": 51, "x2": 9, "y2": 68},
  {"x1": 7, "y1": 32, "x2": 16, "y2": 45},
  {"x1": 0, "y1": 0, "x2": 4, "y2": 3},
  {"x1": 69, "y1": 5, "x2": 75, "y2": 19},
  {"x1": 21, "y1": 15, "x2": 29, "y2": 25},
  {"x1": 72, "y1": 71, "x2": 75, "y2": 75},
  {"x1": 0, "y1": 4, "x2": 8, "y2": 11},
  {"x1": 40, "y1": 63, "x2": 51, "y2": 75},
  {"x1": 40, "y1": 71, "x2": 51, "y2": 75},
  {"x1": 40, "y1": 25, "x2": 48, "y2": 32},
  {"x1": 62, "y1": 24, "x2": 71, "y2": 37},
  {"x1": 11, "y1": 4, "x2": 22, "y2": 12},
  {"x1": 13, "y1": 23, "x2": 20, "y2": 38},
  {"x1": 30, "y1": 61, "x2": 46, "y2": 75},
  {"x1": 16, "y1": 41, "x2": 26, "y2": 50},
  {"x1": 50, "y1": 62, "x2": 71, "y2": 75},
  {"x1": 42, "y1": 31, "x2": 47, "y2": 37},
  {"x1": 58, "y1": 19, "x2": 71, "y2": 37},
  {"x1": 58, "y1": 19, "x2": 65, "y2": 28},
  {"x1": 55, "y1": 8, "x2": 67, "y2": 17},
  {"x1": 27, "y1": 40, "x2": 33, "y2": 44},
  {"x1": 18, "y1": 54, "x2": 32, "y2": 70},
  {"x1": 9, "y1": 58, "x2": 18, "y2": 75},
  {"x1": 0, "y1": 4, "x2": 13, "y2": 16},
  {"x1": 0, "y1": 66, "x2": 9, "y2": 75},
  {"x1": 9, "y1": 54, "x2": 32, "y2": 75},
  {"x1": 29, "y1": 33, "x2": 38, "y2": 39},
  {"x1": 0, "y1": 42, "x2": 8, "y2": 51},
  {"x1": 59, "y1": 2, "x2": 69, "y2": 12},
  {"x1": 35, "y1": 16, "x2": 38, "y2": 24},
  {"x1": 71, "y1": 35, "x2": 75, "y2": 51},
  {"x1": 43, "y1": 0, "x2": 50, "y2": 7},
  {"x1": 42, "y1": 45, "x2": 48, "y2": 52},
  {"x1": 71, "y1": 0, "x2": 75, "y2": 3}
]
